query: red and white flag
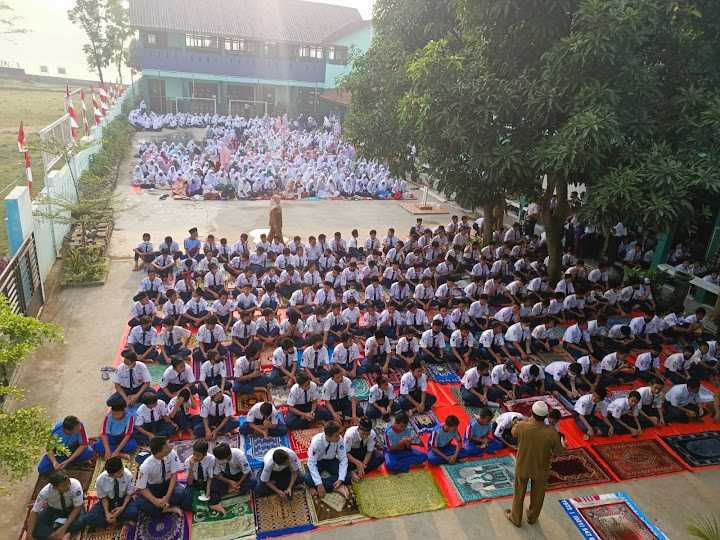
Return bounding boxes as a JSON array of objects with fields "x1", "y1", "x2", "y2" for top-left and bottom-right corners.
[
  {"x1": 80, "y1": 89, "x2": 90, "y2": 137},
  {"x1": 91, "y1": 88, "x2": 102, "y2": 125},
  {"x1": 65, "y1": 85, "x2": 79, "y2": 140},
  {"x1": 17, "y1": 122, "x2": 33, "y2": 194},
  {"x1": 99, "y1": 85, "x2": 110, "y2": 114}
]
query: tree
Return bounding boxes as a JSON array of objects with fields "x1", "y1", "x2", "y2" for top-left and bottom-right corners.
[
  {"x1": 0, "y1": 297, "x2": 63, "y2": 480},
  {"x1": 104, "y1": 0, "x2": 132, "y2": 84},
  {"x1": 68, "y1": 0, "x2": 109, "y2": 83},
  {"x1": 0, "y1": 2, "x2": 28, "y2": 38}
]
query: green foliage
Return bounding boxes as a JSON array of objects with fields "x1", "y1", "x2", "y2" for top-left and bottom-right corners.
[
  {"x1": 688, "y1": 516, "x2": 720, "y2": 540},
  {"x1": 63, "y1": 246, "x2": 107, "y2": 284},
  {"x1": 0, "y1": 1, "x2": 29, "y2": 37}
]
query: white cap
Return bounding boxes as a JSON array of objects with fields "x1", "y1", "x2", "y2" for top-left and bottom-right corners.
[
  {"x1": 532, "y1": 401, "x2": 549, "y2": 417},
  {"x1": 208, "y1": 385, "x2": 221, "y2": 397}
]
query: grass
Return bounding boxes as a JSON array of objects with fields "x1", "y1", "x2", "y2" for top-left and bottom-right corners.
[{"x1": 0, "y1": 78, "x2": 94, "y2": 255}]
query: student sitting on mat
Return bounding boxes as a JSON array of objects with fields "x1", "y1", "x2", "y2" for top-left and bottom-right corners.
[
  {"x1": 134, "y1": 391, "x2": 178, "y2": 446},
  {"x1": 93, "y1": 395, "x2": 137, "y2": 459},
  {"x1": 306, "y1": 421, "x2": 351, "y2": 499},
  {"x1": 37, "y1": 415, "x2": 94, "y2": 475},
  {"x1": 664, "y1": 347, "x2": 694, "y2": 385},
  {"x1": 285, "y1": 372, "x2": 331, "y2": 429},
  {"x1": 302, "y1": 335, "x2": 330, "y2": 384},
  {"x1": 232, "y1": 344, "x2": 271, "y2": 398},
  {"x1": 517, "y1": 363, "x2": 545, "y2": 397},
  {"x1": 194, "y1": 385, "x2": 240, "y2": 440},
  {"x1": 366, "y1": 374, "x2": 397, "y2": 421},
  {"x1": 398, "y1": 361, "x2": 437, "y2": 413},
  {"x1": 384, "y1": 411, "x2": 427, "y2": 473},
  {"x1": 181, "y1": 439, "x2": 214, "y2": 511},
  {"x1": 493, "y1": 411, "x2": 525, "y2": 448},
  {"x1": 197, "y1": 350, "x2": 231, "y2": 398},
  {"x1": 330, "y1": 333, "x2": 361, "y2": 379},
  {"x1": 573, "y1": 387, "x2": 612, "y2": 439},
  {"x1": 27, "y1": 472, "x2": 85, "y2": 540},
  {"x1": 344, "y1": 419, "x2": 384, "y2": 481},
  {"x1": 488, "y1": 360, "x2": 519, "y2": 403},
  {"x1": 239, "y1": 401, "x2": 288, "y2": 438},
  {"x1": 135, "y1": 436, "x2": 184, "y2": 518},
  {"x1": 459, "y1": 360, "x2": 492, "y2": 407},
  {"x1": 270, "y1": 338, "x2": 298, "y2": 387},
  {"x1": 634, "y1": 345, "x2": 664, "y2": 383},
  {"x1": 463, "y1": 408, "x2": 504, "y2": 456},
  {"x1": 160, "y1": 356, "x2": 195, "y2": 401},
  {"x1": 664, "y1": 378, "x2": 714, "y2": 423},
  {"x1": 607, "y1": 390, "x2": 645, "y2": 436},
  {"x1": 167, "y1": 388, "x2": 197, "y2": 433},
  {"x1": 322, "y1": 366, "x2": 358, "y2": 424},
  {"x1": 427, "y1": 415, "x2": 463, "y2": 465},
  {"x1": 209, "y1": 441, "x2": 256, "y2": 505},
  {"x1": 255, "y1": 447, "x2": 305, "y2": 498},
  {"x1": 77, "y1": 456, "x2": 139, "y2": 530},
  {"x1": 636, "y1": 379, "x2": 667, "y2": 427}
]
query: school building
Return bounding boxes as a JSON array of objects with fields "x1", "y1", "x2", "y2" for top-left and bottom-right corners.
[{"x1": 128, "y1": 0, "x2": 373, "y2": 117}]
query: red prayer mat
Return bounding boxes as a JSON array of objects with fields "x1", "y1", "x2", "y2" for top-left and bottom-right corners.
[
  {"x1": 578, "y1": 501, "x2": 659, "y2": 539},
  {"x1": 593, "y1": 439, "x2": 684, "y2": 480},
  {"x1": 547, "y1": 447, "x2": 611, "y2": 490},
  {"x1": 502, "y1": 394, "x2": 572, "y2": 418}
]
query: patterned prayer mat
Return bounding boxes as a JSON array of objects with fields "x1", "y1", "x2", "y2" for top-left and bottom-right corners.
[
  {"x1": 503, "y1": 394, "x2": 572, "y2": 418},
  {"x1": 364, "y1": 369, "x2": 402, "y2": 389},
  {"x1": 441, "y1": 456, "x2": 516, "y2": 503},
  {"x1": 307, "y1": 486, "x2": 363, "y2": 526},
  {"x1": 253, "y1": 488, "x2": 315, "y2": 539},
  {"x1": 237, "y1": 388, "x2": 270, "y2": 414},
  {"x1": 128, "y1": 512, "x2": 189, "y2": 540},
  {"x1": 425, "y1": 363, "x2": 461, "y2": 384},
  {"x1": 663, "y1": 431, "x2": 720, "y2": 467},
  {"x1": 354, "y1": 470, "x2": 446, "y2": 518},
  {"x1": 242, "y1": 432, "x2": 291, "y2": 470},
  {"x1": 289, "y1": 427, "x2": 323, "y2": 459},
  {"x1": 351, "y1": 377, "x2": 371, "y2": 401},
  {"x1": 170, "y1": 440, "x2": 195, "y2": 465},
  {"x1": 593, "y1": 439, "x2": 684, "y2": 480},
  {"x1": 31, "y1": 457, "x2": 96, "y2": 501},
  {"x1": 147, "y1": 363, "x2": 166, "y2": 386},
  {"x1": 535, "y1": 351, "x2": 571, "y2": 366},
  {"x1": 89, "y1": 456, "x2": 139, "y2": 495},
  {"x1": 409, "y1": 410, "x2": 440, "y2": 434},
  {"x1": 560, "y1": 491, "x2": 668, "y2": 539},
  {"x1": 546, "y1": 325, "x2": 566, "y2": 341},
  {"x1": 450, "y1": 387, "x2": 501, "y2": 418},
  {"x1": 548, "y1": 448, "x2": 611, "y2": 490},
  {"x1": 270, "y1": 385, "x2": 290, "y2": 407},
  {"x1": 191, "y1": 493, "x2": 255, "y2": 540},
  {"x1": 212, "y1": 434, "x2": 241, "y2": 450},
  {"x1": 81, "y1": 524, "x2": 128, "y2": 540}
]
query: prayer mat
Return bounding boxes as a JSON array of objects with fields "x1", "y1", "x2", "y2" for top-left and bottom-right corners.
[
  {"x1": 170, "y1": 440, "x2": 195, "y2": 465},
  {"x1": 237, "y1": 388, "x2": 270, "y2": 414},
  {"x1": 81, "y1": 524, "x2": 129, "y2": 540},
  {"x1": 425, "y1": 363, "x2": 461, "y2": 384},
  {"x1": 364, "y1": 369, "x2": 402, "y2": 389},
  {"x1": 450, "y1": 387, "x2": 501, "y2": 418},
  {"x1": 351, "y1": 377, "x2": 370, "y2": 401},
  {"x1": 547, "y1": 448, "x2": 611, "y2": 490},
  {"x1": 503, "y1": 394, "x2": 572, "y2": 418},
  {"x1": 535, "y1": 351, "x2": 570, "y2": 366},
  {"x1": 128, "y1": 512, "x2": 189, "y2": 540},
  {"x1": 212, "y1": 434, "x2": 241, "y2": 450},
  {"x1": 441, "y1": 456, "x2": 516, "y2": 503},
  {"x1": 663, "y1": 431, "x2": 720, "y2": 467},
  {"x1": 242, "y1": 432, "x2": 291, "y2": 470},
  {"x1": 191, "y1": 493, "x2": 255, "y2": 540},
  {"x1": 307, "y1": 486, "x2": 363, "y2": 526},
  {"x1": 289, "y1": 427, "x2": 323, "y2": 459},
  {"x1": 560, "y1": 491, "x2": 668, "y2": 540},
  {"x1": 409, "y1": 410, "x2": 440, "y2": 434},
  {"x1": 270, "y1": 385, "x2": 290, "y2": 407},
  {"x1": 31, "y1": 457, "x2": 97, "y2": 501},
  {"x1": 593, "y1": 439, "x2": 684, "y2": 480},
  {"x1": 372, "y1": 419, "x2": 389, "y2": 450},
  {"x1": 253, "y1": 488, "x2": 315, "y2": 539},
  {"x1": 147, "y1": 363, "x2": 166, "y2": 386},
  {"x1": 546, "y1": 325, "x2": 566, "y2": 341},
  {"x1": 354, "y1": 470, "x2": 446, "y2": 518}
]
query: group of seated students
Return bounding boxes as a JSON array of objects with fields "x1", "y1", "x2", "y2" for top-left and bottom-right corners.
[{"x1": 29, "y1": 214, "x2": 719, "y2": 539}]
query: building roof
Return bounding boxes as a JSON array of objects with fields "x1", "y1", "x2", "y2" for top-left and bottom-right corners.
[
  {"x1": 320, "y1": 88, "x2": 351, "y2": 106},
  {"x1": 321, "y1": 19, "x2": 373, "y2": 45},
  {"x1": 129, "y1": 0, "x2": 363, "y2": 45}
]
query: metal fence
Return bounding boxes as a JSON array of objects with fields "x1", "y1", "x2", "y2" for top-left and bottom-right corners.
[{"x1": 0, "y1": 233, "x2": 44, "y2": 316}]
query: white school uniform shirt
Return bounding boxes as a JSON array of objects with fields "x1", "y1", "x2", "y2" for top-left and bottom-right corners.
[
  {"x1": 112, "y1": 362, "x2": 151, "y2": 388},
  {"x1": 259, "y1": 446, "x2": 301, "y2": 482},
  {"x1": 635, "y1": 352, "x2": 660, "y2": 372},
  {"x1": 200, "y1": 360, "x2": 227, "y2": 382},
  {"x1": 555, "y1": 280, "x2": 575, "y2": 295},
  {"x1": 504, "y1": 322, "x2": 530, "y2": 343},
  {"x1": 545, "y1": 361, "x2": 571, "y2": 382},
  {"x1": 368, "y1": 383, "x2": 396, "y2": 404},
  {"x1": 607, "y1": 397, "x2": 640, "y2": 419},
  {"x1": 450, "y1": 330, "x2": 475, "y2": 350},
  {"x1": 420, "y1": 329, "x2": 446, "y2": 350},
  {"x1": 405, "y1": 309, "x2": 429, "y2": 328},
  {"x1": 574, "y1": 394, "x2": 607, "y2": 417},
  {"x1": 158, "y1": 326, "x2": 191, "y2": 348},
  {"x1": 305, "y1": 315, "x2": 329, "y2": 334},
  {"x1": 139, "y1": 276, "x2": 165, "y2": 295},
  {"x1": 184, "y1": 297, "x2": 209, "y2": 315},
  {"x1": 214, "y1": 448, "x2": 251, "y2": 476},
  {"x1": 469, "y1": 301, "x2": 489, "y2": 319},
  {"x1": 341, "y1": 307, "x2": 361, "y2": 325},
  {"x1": 286, "y1": 381, "x2": 322, "y2": 406},
  {"x1": 414, "y1": 283, "x2": 434, "y2": 301},
  {"x1": 531, "y1": 324, "x2": 550, "y2": 340},
  {"x1": 396, "y1": 336, "x2": 420, "y2": 356},
  {"x1": 289, "y1": 289, "x2": 313, "y2": 307},
  {"x1": 379, "y1": 309, "x2": 404, "y2": 329},
  {"x1": 562, "y1": 324, "x2": 590, "y2": 345},
  {"x1": 635, "y1": 386, "x2": 659, "y2": 407},
  {"x1": 204, "y1": 270, "x2": 225, "y2": 289},
  {"x1": 211, "y1": 299, "x2": 236, "y2": 317},
  {"x1": 231, "y1": 319, "x2": 257, "y2": 339},
  {"x1": 665, "y1": 384, "x2": 700, "y2": 407},
  {"x1": 344, "y1": 425, "x2": 377, "y2": 453},
  {"x1": 364, "y1": 335, "x2": 391, "y2": 356},
  {"x1": 246, "y1": 402, "x2": 280, "y2": 424},
  {"x1": 399, "y1": 372, "x2": 428, "y2": 395},
  {"x1": 576, "y1": 356, "x2": 599, "y2": 376},
  {"x1": 365, "y1": 284, "x2": 385, "y2": 303},
  {"x1": 185, "y1": 454, "x2": 215, "y2": 481},
  {"x1": 32, "y1": 478, "x2": 84, "y2": 512},
  {"x1": 490, "y1": 364, "x2": 518, "y2": 385},
  {"x1": 322, "y1": 376, "x2": 354, "y2": 401},
  {"x1": 136, "y1": 450, "x2": 181, "y2": 488},
  {"x1": 234, "y1": 355, "x2": 261, "y2": 377},
  {"x1": 494, "y1": 412, "x2": 524, "y2": 437},
  {"x1": 563, "y1": 294, "x2": 585, "y2": 311},
  {"x1": 131, "y1": 301, "x2": 156, "y2": 319},
  {"x1": 163, "y1": 298, "x2": 185, "y2": 318},
  {"x1": 587, "y1": 320, "x2": 607, "y2": 337},
  {"x1": 479, "y1": 329, "x2": 505, "y2": 348},
  {"x1": 136, "y1": 401, "x2": 169, "y2": 426},
  {"x1": 461, "y1": 366, "x2": 490, "y2": 390},
  {"x1": 330, "y1": 342, "x2": 361, "y2": 365},
  {"x1": 587, "y1": 268, "x2": 607, "y2": 284},
  {"x1": 95, "y1": 469, "x2": 135, "y2": 500},
  {"x1": 519, "y1": 364, "x2": 545, "y2": 383},
  {"x1": 599, "y1": 352, "x2": 621, "y2": 372},
  {"x1": 664, "y1": 352, "x2": 688, "y2": 373},
  {"x1": 493, "y1": 306, "x2": 515, "y2": 324},
  {"x1": 127, "y1": 325, "x2": 158, "y2": 346},
  {"x1": 272, "y1": 347, "x2": 297, "y2": 370},
  {"x1": 200, "y1": 394, "x2": 234, "y2": 418},
  {"x1": 302, "y1": 346, "x2": 329, "y2": 370}
]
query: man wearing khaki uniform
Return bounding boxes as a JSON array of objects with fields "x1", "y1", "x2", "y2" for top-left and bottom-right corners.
[{"x1": 505, "y1": 401, "x2": 562, "y2": 527}]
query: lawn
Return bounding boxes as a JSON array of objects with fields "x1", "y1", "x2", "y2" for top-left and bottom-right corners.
[{"x1": 0, "y1": 78, "x2": 93, "y2": 255}]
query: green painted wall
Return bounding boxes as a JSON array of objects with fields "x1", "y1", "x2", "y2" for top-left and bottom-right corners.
[
  {"x1": 167, "y1": 32, "x2": 184, "y2": 48},
  {"x1": 165, "y1": 78, "x2": 184, "y2": 99},
  {"x1": 324, "y1": 25, "x2": 374, "y2": 88}
]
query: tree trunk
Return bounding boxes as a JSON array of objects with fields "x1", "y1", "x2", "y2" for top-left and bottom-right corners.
[
  {"x1": 541, "y1": 176, "x2": 569, "y2": 285},
  {"x1": 481, "y1": 202, "x2": 494, "y2": 244}
]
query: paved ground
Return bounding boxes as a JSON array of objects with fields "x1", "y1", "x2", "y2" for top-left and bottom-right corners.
[{"x1": 2, "y1": 127, "x2": 718, "y2": 539}]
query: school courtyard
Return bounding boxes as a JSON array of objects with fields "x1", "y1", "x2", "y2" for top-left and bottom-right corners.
[{"x1": 0, "y1": 127, "x2": 718, "y2": 540}]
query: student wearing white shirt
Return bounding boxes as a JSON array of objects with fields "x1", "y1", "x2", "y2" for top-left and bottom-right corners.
[
  {"x1": 134, "y1": 437, "x2": 185, "y2": 517},
  {"x1": 362, "y1": 330, "x2": 399, "y2": 373},
  {"x1": 111, "y1": 351, "x2": 151, "y2": 406},
  {"x1": 396, "y1": 326, "x2": 420, "y2": 368},
  {"x1": 305, "y1": 422, "x2": 350, "y2": 498},
  {"x1": 285, "y1": 373, "x2": 331, "y2": 429},
  {"x1": 240, "y1": 401, "x2": 287, "y2": 438},
  {"x1": 158, "y1": 318, "x2": 192, "y2": 362},
  {"x1": 270, "y1": 339, "x2": 298, "y2": 386},
  {"x1": 255, "y1": 447, "x2": 305, "y2": 497},
  {"x1": 129, "y1": 293, "x2": 161, "y2": 328},
  {"x1": 345, "y1": 419, "x2": 384, "y2": 479},
  {"x1": 488, "y1": 360, "x2": 519, "y2": 402},
  {"x1": 573, "y1": 388, "x2": 612, "y2": 439},
  {"x1": 27, "y1": 472, "x2": 85, "y2": 538},
  {"x1": 544, "y1": 361, "x2": 585, "y2": 400},
  {"x1": 210, "y1": 442, "x2": 255, "y2": 503},
  {"x1": 197, "y1": 350, "x2": 231, "y2": 398},
  {"x1": 504, "y1": 318, "x2": 533, "y2": 360},
  {"x1": 301, "y1": 335, "x2": 330, "y2": 383},
  {"x1": 182, "y1": 289, "x2": 210, "y2": 327},
  {"x1": 449, "y1": 325, "x2": 475, "y2": 369},
  {"x1": 124, "y1": 316, "x2": 159, "y2": 362},
  {"x1": 229, "y1": 313, "x2": 257, "y2": 357},
  {"x1": 330, "y1": 333, "x2": 361, "y2": 379},
  {"x1": 468, "y1": 295, "x2": 490, "y2": 332},
  {"x1": 397, "y1": 362, "x2": 437, "y2": 413},
  {"x1": 606, "y1": 391, "x2": 643, "y2": 436},
  {"x1": 493, "y1": 411, "x2": 525, "y2": 447},
  {"x1": 181, "y1": 439, "x2": 214, "y2": 510},
  {"x1": 78, "y1": 456, "x2": 138, "y2": 529},
  {"x1": 518, "y1": 364, "x2": 545, "y2": 397},
  {"x1": 634, "y1": 345, "x2": 663, "y2": 382},
  {"x1": 193, "y1": 386, "x2": 239, "y2": 439},
  {"x1": 688, "y1": 341, "x2": 719, "y2": 382},
  {"x1": 597, "y1": 350, "x2": 635, "y2": 386},
  {"x1": 419, "y1": 320, "x2": 446, "y2": 364},
  {"x1": 233, "y1": 344, "x2": 271, "y2": 397},
  {"x1": 530, "y1": 317, "x2": 560, "y2": 353},
  {"x1": 136, "y1": 270, "x2": 165, "y2": 303},
  {"x1": 160, "y1": 356, "x2": 195, "y2": 399},
  {"x1": 460, "y1": 362, "x2": 492, "y2": 407},
  {"x1": 366, "y1": 374, "x2": 398, "y2": 420},
  {"x1": 664, "y1": 347, "x2": 694, "y2": 385},
  {"x1": 664, "y1": 379, "x2": 711, "y2": 423},
  {"x1": 326, "y1": 303, "x2": 350, "y2": 346},
  {"x1": 561, "y1": 319, "x2": 593, "y2": 359},
  {"x1": 322, "y1": 367, "x2": 357, "y2": 422},
  {"x1": 478, "y1": 323, "x2": 513, "y2": 364}
]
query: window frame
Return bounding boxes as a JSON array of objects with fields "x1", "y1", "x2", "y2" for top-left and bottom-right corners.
[{"x1": 185, "y1": 33, "x2": 219, "y2": 50}]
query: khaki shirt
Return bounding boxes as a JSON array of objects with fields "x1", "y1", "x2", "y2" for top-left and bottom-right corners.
[{"x1": 512, "y1": 419, "x2": 562, "y2": 479}]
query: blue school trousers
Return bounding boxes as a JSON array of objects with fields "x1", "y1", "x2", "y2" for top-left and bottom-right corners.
[
  {"x1": 31, "y1": 508, "x2": 85, "y2": 540},
  {"x1": 255, "y1": 469, "x2": 307, "y2": 497},
  {"x1": 192, "y1": 416, "x2": 240, "y2": 438},
  {"x1": 78, "y1": 497, "x2": 139, "y2": 528},
  {"x1": 37, "y1": 446, "x2": 95, "y2": 475},
  {"x1": 285, "y1": 403, "x2": 331, "y2": 430},
  {"x1": 427, "y1": 444, "x2": 461, "y2": 466},
  {"x1": 238, "y1": 418, "x2": 288, "y2": 437},
  {"x1": 397, "y1": 390, "x2": 437, "y2": 411},
  {"x1": 462, "y1": 438, "x2": 504, "y2": 457},
  {"x1": 384, "y1": 448, "x2": 427, "y2": 473},
  {"x1": 92, "y1": 434, "x2": 138, "y2": 456},
  {"x1": 207, "y1": 472, "x2": 256, "y2": 506},
  {"x1": 305, "y1": 458, "x2": 351, "y2": 491},
  {"x1": 135, "y1": 481, "x2": 185, "y2": 517},
  {"x1": 348, "y1": 447, "x2": 384, "y2": 474},
  {"x1": 233, "y1": 374, "x2": 272, "y2": 396}
]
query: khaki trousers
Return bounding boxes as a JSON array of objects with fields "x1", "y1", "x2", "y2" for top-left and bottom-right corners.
[{"x1": 510, "y1": 474, "x2": 547, "y2": 525}]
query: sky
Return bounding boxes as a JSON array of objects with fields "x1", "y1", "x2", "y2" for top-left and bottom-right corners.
[{"x1": 0, "y1": 0, "x2": 374, "y2": 81}]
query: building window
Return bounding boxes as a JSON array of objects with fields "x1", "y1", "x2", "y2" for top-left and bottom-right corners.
[
  {"x1": 186, "y1": 34, "x2": 218, "y2": 49},
  {"x1": 298, "y1": 45, "x2": 309, "y2": 58},
  {"x1": 147, "y1": 33, "x2": 157, "y2": 45},
  {"x1": 264, "y1": 42, "x2": 278, "y2": 57},
  {"x1": 225, "y1": 38, "x2": 248, "y2": 52},
  {"x1": 40, "y1": 65, "x2": 48, "y2": 73},
  {"x1": 57, "y1": 67, "x2": 66, "y2": 75},
  {"x1": 328, "y1": 46, "x2": 348, "y2": 65},
  {"x1": 310, "y1": 46, "x2": 323, "y2": 59}
]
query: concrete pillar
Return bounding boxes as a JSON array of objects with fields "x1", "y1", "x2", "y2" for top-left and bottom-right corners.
[{"x1": 4, "y1": 186, "x2": 33, "y2": 256}]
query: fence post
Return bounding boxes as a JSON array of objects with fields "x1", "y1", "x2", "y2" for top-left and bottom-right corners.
[{"x1": 4, "y1": 186, "x2": 33, "y2": 256}]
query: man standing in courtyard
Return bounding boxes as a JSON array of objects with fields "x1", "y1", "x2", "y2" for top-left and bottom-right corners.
[
  {"x1": 505, "y1": 401, "x2": 562, "y2": 527},
  {"x1": 268, "y1": 195, "x2": 283, "y2": 243}
]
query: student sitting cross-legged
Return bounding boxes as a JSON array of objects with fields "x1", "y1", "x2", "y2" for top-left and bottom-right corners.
[
  {"x1": 427, "y1": 415, "x2": 463, "y2": 465},
  {"x1": 573, "y1": 387, "x2": 613, "y2": 440},
  {"x1": 285, "y1": 373, "x2": 331, "y2": 429},
  {"x1": 384, "y1": 411, "x2": 427, "y2": 474},
  {"x1": 166, "y1": 388, "x2": 198, "y2": 432},
  {"x1": 134, "y1": 392, "x2": 178, "y2": 446},
  {"x1": 77, "y1": 456, "x2": 139, "y2": 530},
  {"x1": 193, "y1": 385, "x2": 240, "y2": 439},
  {"x1": 208, "y1": 442, "x2": 256, "y2": 506},
  {"x1": 305, "y1": 421, "x2": 351, "y2": 499},
  {"x1": 397, "y1": 361, "x2": 437, "y2": 413},
  {"x1": 181, "y1": 439, "x2": 214, "y2": 512},
  {"x1": 365, "y1": 374, "x2": 397, "y2": 421},
  {"x1": 134, "y1": 436, "x2": 185, "y2": 518},
  {"x1": 93, "y1": 396, "x2": 138, "y2": 460},
  {"x1": 344, "y1": 419, "x2": 384, "y2": 481},
  {"x1": 239, "y1": 401, "x2": 288, "y2": 438},
  {"x1": 463, "y1": 408, "x2": 504, "y2": 457},
  {"x1": 255, "y1": 446, "x2": 307, "y2": 497},
  {"x1": 37, "y1": 415, "x2": 94, "y2": 475},
  {"x1": 27, "y1": 472, "x2": 85, "y2": 540}
]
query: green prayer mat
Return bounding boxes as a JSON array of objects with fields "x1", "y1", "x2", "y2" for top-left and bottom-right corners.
[
  {"x1": 351, "y1": 377, "x2": 370, "y2": 401},
  {"x1": 441, "y1": 456, "x2": 516, "y2": 502},
  {"x1": 147, "y1": 363, "x2": 167, "y2": 385},
  {"x1": 307, "y1": 487, "x2": 364, "y2": 526},
  {"x1": 191, "y1": 492, "x2": 255, "y2": 540},
  {"x1": 354, "y1": 470, "x2": 446, "y2": 518},
  {"x1": 450, "y1": 387, "x2": 501, "y2": 420}
]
